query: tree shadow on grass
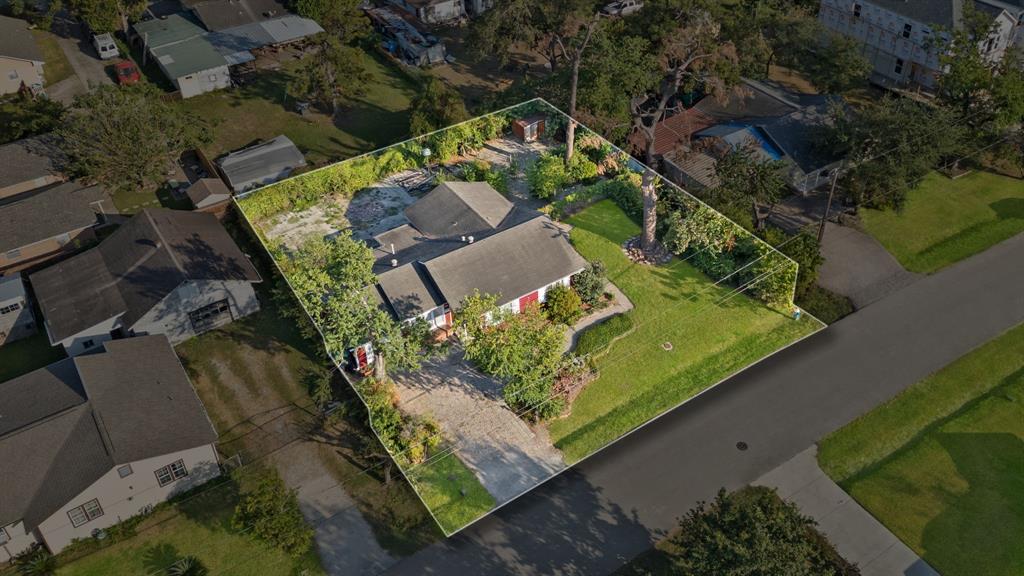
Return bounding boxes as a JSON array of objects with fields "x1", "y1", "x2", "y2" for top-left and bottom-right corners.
[
  {"x1": 990, "y1": 197, "x2": 1024, "y2": 220},
  {"x1": 920, "y1": 432, "x2": 1024, "y2": 576}
]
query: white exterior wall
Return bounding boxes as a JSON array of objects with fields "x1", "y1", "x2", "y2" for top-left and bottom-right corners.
[
  {"x1": 56, "y1": 315, "x2": 121, "y2": 357},
  {"x1": 0, "y1": 521, "x2": 41, "y2": 563},
  {"x1": 0, "y1": 293, "x2": 36, "y2": 346},
  {"x1": 131, "y1": 280, "x2": 259, "y2": 344},
  {"x1": 173, "y1": 65, "x2": 230, "y2": 99},
  {"x1": 499, "y1": 274, "x2": 575, "y2": 314},
  {"x1": 34, "y1": 444, "x2": 220, "y2": 554},
  {"x1": 387, "y1": 0, "x2": 465, "y2": 23},
  {"x1": 819, "y1": 0, "x2": 1014, "y2": 89}
]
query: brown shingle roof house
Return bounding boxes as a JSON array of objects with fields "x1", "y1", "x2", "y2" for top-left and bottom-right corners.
[
  {"x1": 31, "y1": 208, "x2": 262, "y2": 356},
  {"x1": 0, "y1": 335, "x2": 220, "y2": 561}
]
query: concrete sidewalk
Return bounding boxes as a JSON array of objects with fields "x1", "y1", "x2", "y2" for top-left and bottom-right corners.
[{"x1": 755, "y1": 447, "x2": 938, "y2": 576}]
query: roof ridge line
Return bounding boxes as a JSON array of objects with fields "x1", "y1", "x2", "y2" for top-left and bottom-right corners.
[{"x1": 144, "y1": 209, "x2": 187, "y2": 276}]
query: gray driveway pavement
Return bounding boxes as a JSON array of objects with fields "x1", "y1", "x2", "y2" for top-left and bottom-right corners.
[
  {"x1": 393, "y1": 348, "x2": 567, "y2": 504},
  {"x1": 47, "y1": 17, "x2": 113, "y2": 104},
  {"x1": 755, "y1": 447, "x2": 939, "y2": 576},
  {"x1": 818, "y1": 222, "x2": 921, "y2": 309},
  {"x1": 384, "y1": 232, "x2": 1024, "y2": 575}
]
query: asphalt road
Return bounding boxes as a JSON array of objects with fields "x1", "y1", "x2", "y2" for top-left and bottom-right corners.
[{"x1": 384, "y1": 232, "x2": 1024, "y2": 576}]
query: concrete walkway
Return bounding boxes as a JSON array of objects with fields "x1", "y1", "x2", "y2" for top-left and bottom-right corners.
[
  {"x1": 393, "y1": 348, "x2": 567, "y2": 504},
  {"x1": 818, "y1": 222, "x2": 921, "y2": 309},
  {"x1": 755, "y1": 447, "x2": 939, "y2": 576}
]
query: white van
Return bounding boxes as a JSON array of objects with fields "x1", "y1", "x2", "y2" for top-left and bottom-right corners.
[{"x1": 92, "y1": 33, "x2": 119, "y2": 60}]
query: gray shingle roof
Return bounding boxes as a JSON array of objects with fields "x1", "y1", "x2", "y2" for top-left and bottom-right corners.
[
  {"x1": 0, "y1": 182, "x2": 107, "y2": 253},
  {"x1": 31, "y1": 208, "x2": 261, "y2": 342},
  {"x1": 185, "y1": 0, "x2": 289, "y2": 31},
  {"x1": 133, "y1": 13, "x2": 228, "y2": 79},
  {"x1": 0, "y1": 15, "x2": 44, "y2": 62},
  {"x1": 0, "y1": 136, "x2": 64, "y2": 192},
  {"x1": 0, "y1": 336, "x2": 217, "y2": 530},
  {"x1": 404, "y1": 181, "x2": 515, "y2": 239},
  {"x1": 376, "y1": 262, "x2": 444, "y2": 318},
  {"x1": 218, "y1": 135, "x2": 306, "y2": 192},
  {"x1": 186, "y1": 178, "x2": 231, "y2": 208},
  {"x1": 423, "y1": 215, "x2": 588, "y2": 309}
]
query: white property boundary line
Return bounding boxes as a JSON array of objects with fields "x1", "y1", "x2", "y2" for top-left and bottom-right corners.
[{"x1": 231, "y1": 98, "x2": 826, "y2": 537}]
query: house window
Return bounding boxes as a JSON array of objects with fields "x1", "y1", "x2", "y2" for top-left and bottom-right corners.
[
  {"x1": 82, "y1": 339, "x2": 95, "y2": 349},
  {"x1": 903, "y1": 23, "x2": 912, "y2": 38},
  {"x1": 208, "y1": 73, "x2": 217, "y2": 82},
  {"x1": 853, "y1": 2, "x2": 861, "y2": 17},
  {"x1": 155, "y1": 459, "x2": 188, "y2": 487},
  {"x1": 0, "y1": 527, "x2": 8, "y2": 545},
  {"x1": 7, "y1": 70, "x2": 17, "y2": 80},
  {"x1": 188, "y1": 299, "x2": 232, "y2": 333},
  {"x1": 895, "y1": 58, "x2": 904, "y2": 74},
  {"x1": 118, "y1": 464, "x2": 133, "y2": 478},
  {"x1": 986, "y1": 38, "x2": 995, "y2": 53},
  {"x1": 67, "y1": 499, "x2": 104, "y2": 528},
  {"x1": 0, "y1": 303, "x2": 20, "y2": 314}
]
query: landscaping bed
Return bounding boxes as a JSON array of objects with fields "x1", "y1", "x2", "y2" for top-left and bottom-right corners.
[
  {"x1": 860, "y1": 170, "x2": 1024, "y2": 274},
  {"x1": 818, "y1": 323, "x2": 1024, "y2": 576}
]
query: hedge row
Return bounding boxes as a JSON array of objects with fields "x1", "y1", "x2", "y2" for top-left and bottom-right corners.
[{"x1": 574, "y1": 312, "x2": 636, "y2": 358}]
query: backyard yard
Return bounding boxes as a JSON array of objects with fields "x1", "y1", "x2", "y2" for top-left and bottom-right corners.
[
  {"x1": 0, "y1": 331, "x2": 65, "y2": 382},
  {"x1": 860, "y1": 170, "x2": 1024, "y2": 274},
  {"x1": 30, "y1": 30, "x2": 73, "y2": 86},
  {"x1": 548, "y1": 201, "x2": 823, "y2": 463},
  {"x1": 818, "y1": 323, "x2": 1024, "y2": 576},
  {"x1": 181, "y1": 52, "x2": 418, "y2": 166}
]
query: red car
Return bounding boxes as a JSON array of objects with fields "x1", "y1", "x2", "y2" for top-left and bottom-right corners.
[{"x1": 114, "y1": 60, "x2": 141, "y2": 85}]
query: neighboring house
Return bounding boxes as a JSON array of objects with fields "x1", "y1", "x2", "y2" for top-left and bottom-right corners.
[
  {"x1": 0, "y1": 335, "x2": 220, "y2": 560},
  {"x1": 217, "y1": 135, "x2": 306, "y2": 192},
  {"x1": 387, "y1": 0, "x2": 466, "y2": 24},
  {"x1": 186, "y1": 177, "x2": 232, "y2": 213},
  {"x1": 366, "y1": 6, "x2": 448, "y2": 67},
  {"x1": 645, "y1": 80, "x2": 843, "y2": 195},
  {"x1": 0, "y1": 15, "x2": 44, "y2": 95},
  {"x1": 818, "y1": 0, "x2": 1018, "y2": 90},
  {"x1": 0, "y1": 136, "x2": 65, "y2": 201},
  {"x1": 30, "y1": 208, "x2": 262, "y2": 357},
  {"x1": 370, "y1": 181, "x2": 588, "y2": 332},
  {"x1": 0, "y1": 273, "x2": 36, "y2": 346},
  {"x1": 131, "y1": 6, "x2": 322, "y2": 98},
  {"x1": 465, "y1": 0, "x2": 494, "y2": 16},
  {"x1": 0, "y1": 182, "x2": 109, "y2": 275}
]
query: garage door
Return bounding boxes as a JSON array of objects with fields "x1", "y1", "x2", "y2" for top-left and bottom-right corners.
[
  {"x1": 518, "y1": 291, "x2": 539, "y2": 310},
  {"x1": 188, "y1": 299, "x2": 233, "y2": 333}
]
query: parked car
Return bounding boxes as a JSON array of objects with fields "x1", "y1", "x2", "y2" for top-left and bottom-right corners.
[
  {"x1": 601, "y1": 0, "x2": 643, "y2": 16},
  {"x1": 92, "y1": 33, "x2": 119, "y2": 60},
  {"x1": 114, "y1": 60, "x2": 140, "y2": 85}
]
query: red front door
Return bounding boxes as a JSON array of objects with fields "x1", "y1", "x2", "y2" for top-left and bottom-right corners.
[{"x1": 518, "y1": 291, "x2": 539, "y2": 310}]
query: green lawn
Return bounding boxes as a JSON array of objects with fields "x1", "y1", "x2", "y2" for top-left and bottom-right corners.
[
  {"x1": 0, "y1": 331, "x2": 65, "y2": 382},
  {"x1": 181, "y1": 51, "x2": 417, "y2": 165},
  {"x1": 818, "y1": 323, "x2": 1024, "y2": 576},
  {"x1": 548, "y1": 201, "x2": 823, "y2": 463},
  {"x1": 406, "y1": 451, "x2": 497, "y2": 536},
  {"x1": 860, "y1": 170, "x2": 1024, "y2": 274},
  {"x1": 31, "y1": 30, "x2": 73, "y2": 86},
  {"x1": 55, "y1": 477, "x2": 322, "y2": 576}
]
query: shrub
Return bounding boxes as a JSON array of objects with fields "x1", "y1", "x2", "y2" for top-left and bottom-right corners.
[
  {"x1": 571, "y1": 261, "x2": 607, "y2": 307},
  {"x1": 567, "y1": 153, "x2": 599, "y2": 183},
  {"x1": 462, "y1": 159, "x2": 510, "y2": 195},
  {"x1": 797, "y1": 284, "x2": 854, "y2": 324},
  {"x1": 167, "y1": 556, "x2": 209, "y2": 576},
  {"x1": 602, "y1": 173, "x2": 644, "y2": 223},
  {"x1": 691, "y1": 249, "x2": 738, "y2": 281},
  {"x1": 232, "y1": 468, "x2": 313, "y2": 558},
  {"x1": 574, "y1": 312, "x2": 635, "y2": 357},
  {"x1": 14, "y1": 545, "x2": 56, "y2": 576},
  {"x1": 527, "y1": 153, "x2": 569, "y2": 199},
  {"x1": 544, "y1": 284, "x2": 584, "y2": 325}
]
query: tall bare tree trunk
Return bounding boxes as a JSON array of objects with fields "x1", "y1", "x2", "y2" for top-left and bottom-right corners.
[
  {"x1": 373, "y1": 352, "x2": 387, "y2": 382},
  {"x1": 565, "y1": 55, "x2": 581, "y2": 165},
  {"x1": 641, "y1": 140, "x2": 659, "y2": 251}
]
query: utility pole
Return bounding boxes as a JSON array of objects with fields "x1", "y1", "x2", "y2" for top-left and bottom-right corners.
[{"x1": 817, "y1": 170, "x2": 840, "y2": 243}]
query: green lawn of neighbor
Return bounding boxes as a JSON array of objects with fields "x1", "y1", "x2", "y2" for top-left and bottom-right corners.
[
  {"x1": 860, "y1": 170, "x2": 1024, "y2": 274},
  {"x1": 818, "y1": 323, "x2": 1024, "y2": 576},
  {"x1": 406, "y1": 451, "x2": 496, "y2": 536},
  {"x1": 55, "y1": 477, "x2": 323, "y2": 576},
  {"x1": 181, "y1": 51, "x2": 417, "y2": 165},
  {"x1": 0, "y1": 331, "x2": 65, "y2": 382},
  {"x1": 31, "y1": 30, "x2": 73, "y2": 86},
  {"x1": 547, "y1": 201, "x2": 823, "y2": 463}
]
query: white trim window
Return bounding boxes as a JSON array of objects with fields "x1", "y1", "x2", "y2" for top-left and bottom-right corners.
[
  {"x1": 0, "y1": 526, "x2": 8, "y2": 544},
  {"x1": 155, "y1": 459, "x2": 188, "y2": 487},
  {"x1": 118, "y1": 464, "x2": 133, "y2": 478},
  {"x1": 67, "y1": 499, "x2": 104, "y2": 527}
]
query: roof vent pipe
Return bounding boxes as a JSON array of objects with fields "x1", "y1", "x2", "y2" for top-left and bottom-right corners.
[
  {"x1": 391, "y1": 259, "x2": 398, "y2": 267},
  {"x1": 467, "y1": 236, "x2": 474, "y2": 243},
  {"x1": 460, "y1": 235, "x2": 466, "y2": 242}
]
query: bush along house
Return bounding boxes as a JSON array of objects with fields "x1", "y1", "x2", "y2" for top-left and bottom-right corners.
[{"x1": 353, "y1": 181, "x2": 588, "y2": 368}]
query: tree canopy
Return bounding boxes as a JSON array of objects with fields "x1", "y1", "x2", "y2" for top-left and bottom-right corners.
[
  {"x1": 67, "y1": 0, "x2": 145, "y2": 33},
  {"x1": 58, "y1": 84, "x2": 210, "y2": 195},
  {"x1": 409, "y1": 77, "x2": 469, "y2": 136},
  {"x1": 288, "y1": 33, "x2": 371, "y2": 117}
]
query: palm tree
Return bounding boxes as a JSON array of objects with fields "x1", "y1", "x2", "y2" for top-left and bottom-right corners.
[{"x1": 167, "y1": 556, "x2": 208, "y2": 576}]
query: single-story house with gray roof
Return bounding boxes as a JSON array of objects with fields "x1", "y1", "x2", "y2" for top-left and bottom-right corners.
[
  {"x1": 30, "y1": 208, "x2": 262, "y2": 356},
  {"x1": 370, "y1": 181, "x2": 588, "y2": 332},
  {"x1": 0, "y1": 136, "x2": 65, "y2": 201},
  {"x1": 0, "y1": 335, "x2": 220, "y2": 560},
  {"x1": 0, "y1": 15, "x2": 44, "y2": 95}
]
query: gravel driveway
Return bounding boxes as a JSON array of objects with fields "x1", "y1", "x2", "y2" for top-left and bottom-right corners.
[{"x1": 393, "y1": 348, "x2": 567, "y2": 504}]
